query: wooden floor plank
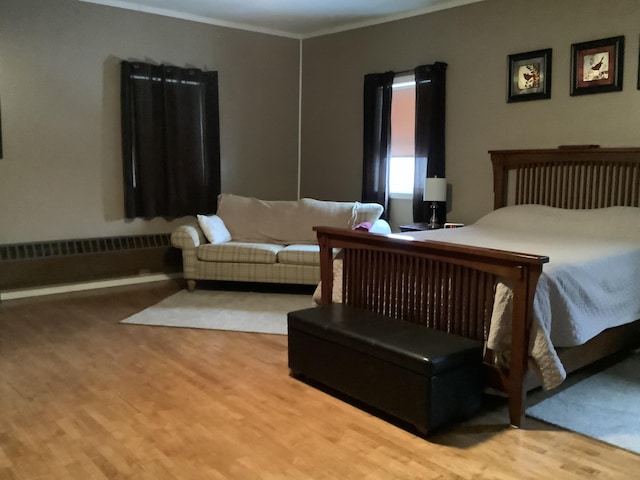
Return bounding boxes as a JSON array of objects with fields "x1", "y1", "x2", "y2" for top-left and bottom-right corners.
[{"x1": 1, "y1": 281, "x2": 639, "y2": 479}]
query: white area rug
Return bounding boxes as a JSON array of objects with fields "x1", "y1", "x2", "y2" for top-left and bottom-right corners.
[
  {"x1": 121, "y1": 289, "x2": 315, "y2": 335},
  {"x1": 526, "y1": 350, "x2": 640, "y2": 455}
]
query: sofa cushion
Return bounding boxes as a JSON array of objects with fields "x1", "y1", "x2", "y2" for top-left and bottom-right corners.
[
  {"x1": 197, "y1": 214, "x2": 232, "y2": 244},
  {"x1": 277, "y1": 245, "x2": 321, "y2": 266},
  {"x1": 197, "y1": 242, "x2": 282, "y2": 264},
  {"x1": 216, "y1": 193, "x2": 383, "y2": 245}
]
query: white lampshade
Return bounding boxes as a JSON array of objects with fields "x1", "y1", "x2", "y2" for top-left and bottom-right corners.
[{"x1": 423, "y1": 177, "x2": 447, "y2": 202}]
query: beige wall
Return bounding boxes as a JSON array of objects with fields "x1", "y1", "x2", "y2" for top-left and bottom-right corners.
[
  {"x1": 0, "y1": 0, "x2": 299, "y2": 243},
  {"x1": 300, "y1": 0, "x2": 640, "y2": 224},
  {"x1": 3, "y1": 0, "x2": 640, "y2": 245}
]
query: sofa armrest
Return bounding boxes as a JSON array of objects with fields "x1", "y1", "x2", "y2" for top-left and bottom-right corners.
[
  {"x1": 369, "y1": 219, "x2": 392, "y2": 235},
  {"x1": 171, "y1": 224, "x2": 206, "y2": 250}
]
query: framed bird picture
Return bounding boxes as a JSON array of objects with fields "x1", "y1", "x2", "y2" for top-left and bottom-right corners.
[
  {"x1": 507, "y1": 48, "x2": 552, "y2": 103},
  {"x1": 571, "y1": 36, "x2": 624, "y2": 96}
]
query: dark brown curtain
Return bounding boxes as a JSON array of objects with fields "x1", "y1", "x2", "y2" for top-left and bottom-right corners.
[
  {"x1": 362, "y1": 72, "x2": 394, "y2": 219},
  {"x1": 413, "y1": 62, "x2": 447, "y2": 223},
  {"x1": 121, "y1": 61, "x2": 221, "y2": 219}
]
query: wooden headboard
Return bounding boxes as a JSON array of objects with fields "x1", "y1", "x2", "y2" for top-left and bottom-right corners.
[{"x1": 491, "y1": 146, "x2": 640, "y2": 210}]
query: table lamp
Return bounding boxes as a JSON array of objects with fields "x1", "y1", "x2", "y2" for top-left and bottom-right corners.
[{"x1": 423, "y1": 177, "x2": 447, "y2": 229}]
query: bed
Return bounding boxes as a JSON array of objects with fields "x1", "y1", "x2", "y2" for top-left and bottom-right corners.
[{"x1": 313, "y1": 146, "x2": 640, "y2": 427}]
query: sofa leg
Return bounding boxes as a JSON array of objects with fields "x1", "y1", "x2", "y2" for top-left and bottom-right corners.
[{"x1": 186, "y1": 280, "x2": 196, "y2": 291}]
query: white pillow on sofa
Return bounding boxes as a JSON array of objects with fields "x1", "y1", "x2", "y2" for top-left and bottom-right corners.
[{"x1": 197, "y1": 214, "x2": 232, "y2": 244}]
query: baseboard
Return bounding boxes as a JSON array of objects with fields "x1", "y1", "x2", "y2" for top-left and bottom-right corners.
[{"x1": 0, "y1": 272, "x2": 182, "y2": 301}]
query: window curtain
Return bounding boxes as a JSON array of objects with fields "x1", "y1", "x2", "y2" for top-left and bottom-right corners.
[
  {"x1": 362, "y1": 72, "x2": 395, "y2": 219},
  {"x1": 413, "y1": 62, "x2": 447, "y2": 223},
  {"x1": 121, "y1": 61, "x2": 221, "y2": 219}
]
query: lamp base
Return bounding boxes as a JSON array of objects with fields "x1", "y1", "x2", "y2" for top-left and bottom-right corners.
[{"x1": 428, "y1": 202, "x2": 440, "y2": 229}]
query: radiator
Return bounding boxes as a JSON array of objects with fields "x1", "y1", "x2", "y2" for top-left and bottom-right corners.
[{"x1": 0, "y1": 234, "x2": 182, "y2": 291}]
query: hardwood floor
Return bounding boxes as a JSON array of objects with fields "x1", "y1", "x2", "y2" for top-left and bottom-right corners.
[{"x1": 1, "y1": 281, "x2": 638, "y2": 479}]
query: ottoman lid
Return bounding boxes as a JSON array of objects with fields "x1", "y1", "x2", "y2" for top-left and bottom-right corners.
[{"x1": 287, "y1": 304, "x2": 483, "y2": 376}]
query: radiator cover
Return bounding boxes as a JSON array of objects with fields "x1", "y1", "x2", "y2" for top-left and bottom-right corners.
[{"x1": 0, "y1": 234, "x2": 181, "y2": 291}]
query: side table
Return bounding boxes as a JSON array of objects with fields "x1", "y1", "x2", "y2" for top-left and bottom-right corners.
[{"x1": 398, "y1": 222, "x2": 441, "y2": 232}]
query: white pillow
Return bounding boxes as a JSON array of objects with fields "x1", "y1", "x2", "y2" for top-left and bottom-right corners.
[
  {"x1": 197, "y1": 214, "x2": 232, "y2": 244},
  {"x1": 475, "y1": 204, "x2": 640, "y2": 239}
]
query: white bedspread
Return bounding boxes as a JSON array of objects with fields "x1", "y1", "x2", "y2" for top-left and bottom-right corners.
[{"x1": 403, "y1": 205, "x2": 640, "y2": 389}]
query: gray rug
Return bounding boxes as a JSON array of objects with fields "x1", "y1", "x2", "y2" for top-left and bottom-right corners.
[
  {"x1": 526, "y1": 350, "x2": 640, "y2": 455},
  {"x1": 121, "y1": 289, "x2": 315, "y2": 334}
]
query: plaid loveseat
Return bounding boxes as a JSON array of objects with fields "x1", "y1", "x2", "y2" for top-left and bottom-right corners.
[{"x1": 171, "y1": 194, "x2": 389, "y2": 291}]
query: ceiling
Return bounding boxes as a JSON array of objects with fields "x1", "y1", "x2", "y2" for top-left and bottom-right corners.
[{"x1": 79, "y1": 0, "x2": 484, "y2": 39}]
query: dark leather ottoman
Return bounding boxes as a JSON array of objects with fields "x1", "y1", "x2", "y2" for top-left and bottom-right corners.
[{"x1": 287, "y1": 304, "x2": 484, "y2": 435}]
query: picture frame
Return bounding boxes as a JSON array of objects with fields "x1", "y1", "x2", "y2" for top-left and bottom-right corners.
[
  {"x1": 571, "y1": 36, "x2": 624, "y2": 96},
  {"x1": 507, "y1": 48, "x2": 552, "y2": 103},
  {"x1": 638, "y1": 39, "x2": 640, "y2": 90}
]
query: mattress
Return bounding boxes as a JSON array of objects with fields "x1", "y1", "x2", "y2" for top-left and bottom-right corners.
[{"x1": 402, "y1": 205, "x2": 640, "y2": 388}]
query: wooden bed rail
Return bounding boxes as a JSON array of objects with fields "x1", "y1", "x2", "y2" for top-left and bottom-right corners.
[{"x1": 313, "y1": 226, "x2": 549, "y2": 427}]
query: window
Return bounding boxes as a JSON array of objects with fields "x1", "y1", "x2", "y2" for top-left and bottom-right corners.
[
  {"x1": 362, "y1": 63, "x2": 446, "y2": 224},
  {"x1": 389, "y1": 75, "x2": 415, "y2": 198},
  {"x1": 121, "y1": 61, "x2": 221, "y2": 219}
]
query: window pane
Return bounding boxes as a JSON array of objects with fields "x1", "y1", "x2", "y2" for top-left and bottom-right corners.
[
  {"x1": 390, "y1": 76, "x2": 415, "y2": 197},
  {"x1": 389, "y1": 156, "x2": 414, "y2": 194}
]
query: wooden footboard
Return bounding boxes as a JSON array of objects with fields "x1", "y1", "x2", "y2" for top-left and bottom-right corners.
[{"x1": 314, "y1": 226, "x2": 548, "y2": 427}]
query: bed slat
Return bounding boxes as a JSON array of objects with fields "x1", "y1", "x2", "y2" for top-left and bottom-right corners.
[{"x1": 341, "y1": 248, "x2": 496, "y2": 341}]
